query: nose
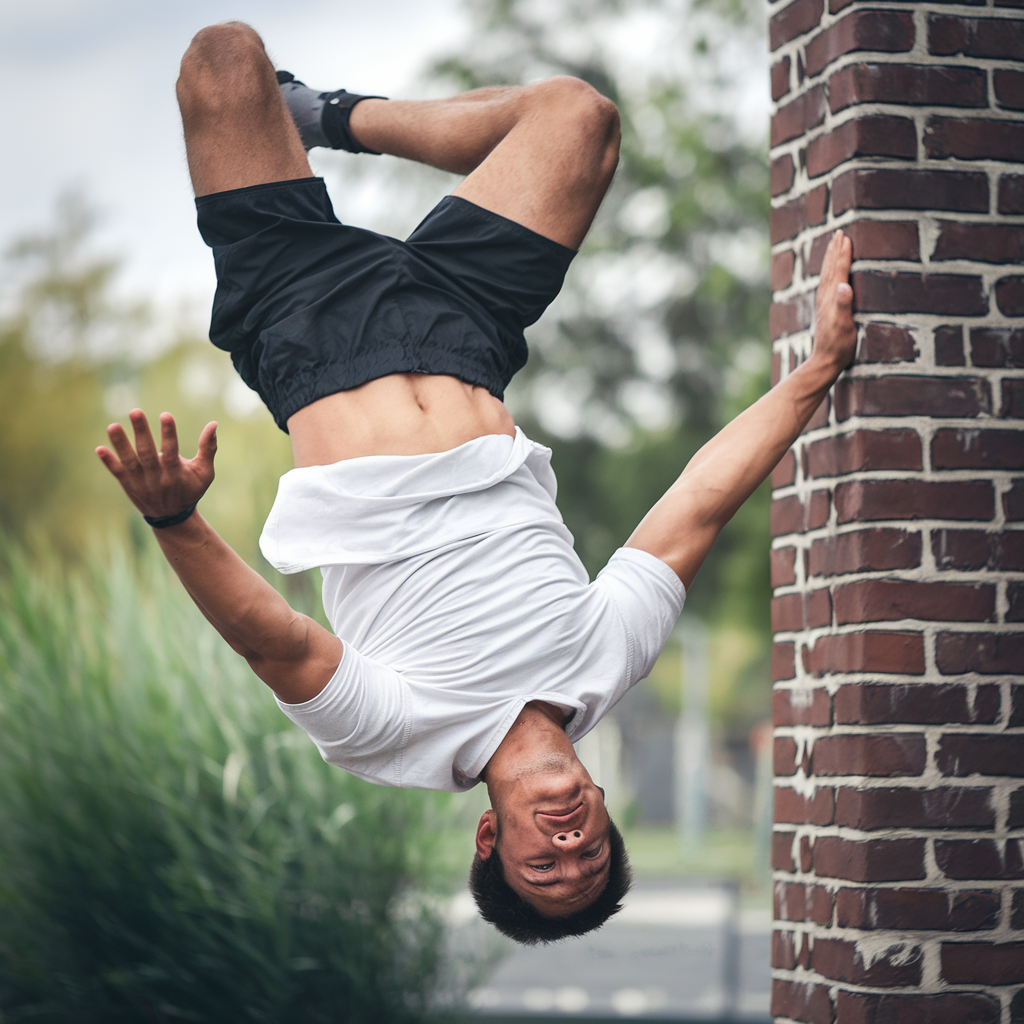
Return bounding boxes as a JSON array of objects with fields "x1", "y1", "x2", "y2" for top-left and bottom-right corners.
[{"x1": 553, "y1": 829, "x2": 585, "y2": 849}]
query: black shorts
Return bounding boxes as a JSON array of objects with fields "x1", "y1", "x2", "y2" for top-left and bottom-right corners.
[{"x1": 196, "y1": 177, "x2": 576, "y2": 431}]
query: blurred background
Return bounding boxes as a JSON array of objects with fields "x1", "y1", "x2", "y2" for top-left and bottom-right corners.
[{"x1": 1, "y1": 0, "x2": 771, "y2": 1019}]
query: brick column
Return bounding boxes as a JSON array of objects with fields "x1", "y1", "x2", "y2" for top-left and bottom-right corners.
[{"x1": 768, "y1": 1, "x2": 1024, "y2": 1021}]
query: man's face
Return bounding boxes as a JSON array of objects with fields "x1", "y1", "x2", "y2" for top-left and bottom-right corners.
[{"x1": 476, "y1": 762, "x2": 611, "y2": 916}]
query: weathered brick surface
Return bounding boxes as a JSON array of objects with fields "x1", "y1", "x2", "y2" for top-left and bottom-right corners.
[{"x1": 770, "y1": 1, "x2": 1024, "y2": 1014}]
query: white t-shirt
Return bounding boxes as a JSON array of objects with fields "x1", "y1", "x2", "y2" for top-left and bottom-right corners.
[{"x1": 259, "y1": 428, "x2": 685, "y2": 793}]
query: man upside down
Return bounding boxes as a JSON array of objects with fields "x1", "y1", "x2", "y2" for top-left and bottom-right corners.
[{"x1": 97, "y1": 21, "x2": 856, "y2": 945}]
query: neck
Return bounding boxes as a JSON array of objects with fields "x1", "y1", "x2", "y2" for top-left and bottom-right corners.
[{"x1": 482, "y1": 701, "x2": 580, "y2": 796}]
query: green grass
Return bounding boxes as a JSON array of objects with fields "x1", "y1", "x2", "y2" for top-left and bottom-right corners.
[{"x1": 0, "y1": 543, "x2": 477, "y2": 1023}]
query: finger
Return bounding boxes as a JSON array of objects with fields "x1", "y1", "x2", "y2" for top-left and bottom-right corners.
[
  {"x1": 195, "y1": 421, "x2": 219, "y2": 474},
  {"x1": 130, "y1": 409, "x2": 160, "y2": 468},
  {"x1": 95, "y1": 446, "x2": 125, "y2": 478},
  {"x1": 107, "y1": 423, "x2": 140, "y2": 469},
  {"x1": 159, "y1": 412, "x2": 180, "y2": 464}
]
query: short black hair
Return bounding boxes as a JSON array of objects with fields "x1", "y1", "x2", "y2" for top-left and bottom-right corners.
[{"x1": 468, "y1": 818, "x2": 632, "y2": 944}]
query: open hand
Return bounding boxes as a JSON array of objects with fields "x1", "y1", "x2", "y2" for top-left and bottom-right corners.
[
  {"x1": 812, "y1": 230, "x2": 856, "y2": 372},
  {"x1": 96, "y1": 410, "x2": 217, "y2": 521}
]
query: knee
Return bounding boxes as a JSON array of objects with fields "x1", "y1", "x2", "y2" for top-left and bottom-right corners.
[
  {"x1": 536, "y1": 78, "x2": 619, "y2": 134},
  {"x1": 177, "y1": 22, "x2": 273, "y2": 114}
]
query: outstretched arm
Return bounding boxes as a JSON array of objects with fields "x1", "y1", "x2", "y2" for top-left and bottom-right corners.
[
  {"x1": 97, "y1": 410, "x2": 341, "y2": 703},
  {"x1": 627, "y1": 230, "x2": 856, "y2": 589}
]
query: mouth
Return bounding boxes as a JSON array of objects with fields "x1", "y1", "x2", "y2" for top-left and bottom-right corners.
[{"x1": 537, "y1": 802, "x2": 584, "y2": 824}]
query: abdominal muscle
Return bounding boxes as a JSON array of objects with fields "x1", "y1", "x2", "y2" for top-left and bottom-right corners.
[{"x1": 286, "y1": 373, "x2": 517, "y2": 467}]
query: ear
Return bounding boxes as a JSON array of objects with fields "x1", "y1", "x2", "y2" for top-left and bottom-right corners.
[{"x1": 475, "y1": 808, "x2": 497, "y2": 860}]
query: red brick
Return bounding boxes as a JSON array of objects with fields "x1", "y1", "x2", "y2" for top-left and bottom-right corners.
[
  {"x1": 1013, "y1": 888, "x2": 1024, "y2": 928},
  {"x1": 772, "y1": 928, "x2": 799, "y2": 970},
  {"x1": 771, "y1": 185, "x2": 828, "y2": 245},
  {"x1": 1009, "y1": 582, "x2": 1024, "y2": 622},
  {"x1": 1001, "y1": 380, "x2": 1024, "y2": 419},
  {"x1": 996, "y1": 276, "x2": 1024, "y2": 317},
  {"x1": 1000, "y1": 173, "x2": 1024, "y2": 215},
  {"x1": 835, "y1": 479, "x2": 994, "y2": 523},
  {"x1": 800, "y1": 835, "x2": 814, "y2": 872},
  {"x1": 836, "y1": 886, "x2": 1000, "y2": 931},
  {"x1": 773, "y1": 830, "x2": 797, "y2": 871},
  {"x1": 770, "y1": 295, "x2": 813, "y2": 339},
  {"x1": 775, "y1": 785, "x2": 836, "y2": 825},
  {"x1": 773, "y1": 589, "x2": 832, "y2": 630},
  {"x1": 852, "y1": 271, "x2": 988, "y2": 316},
  {"x1": 771, "y1": 546, "x2": 797, "y2": 586},
  {"x1": 774, "y1": 686, "x2": 831, "y2": 726},
  {"x1": 996, "y1": 69, "x2": 1024, "y2": 111},
  {"x1": 772, "y1": 449, "x2": 797, "y2": 490},
  {"x1": 804, "y1": 429, "x2": 921, "y2": 478},
  {"x1": 774, "y1": 881, "x2": 834, "y2": 925},
  {"x1": 808, "y1": 528, "x2": 921, "y2": 577},
  {"x1": 834, "y1": 376, "x2": 991, "y2": 419},
  {"x1": 937, "y1": 840, "x2": 1024, "y2": 882},
  {"x1": 808, "y1": 222, "x2": 920, "y2": 276},
  {"x1": 926, "y1": 116, "x2": 1024, "y2": 162},
  {"x1": 1007, "y1": 479, "x2": 1024, "y2": 521},
  {"x1": 934, "y1": 222, "x2": 1024, "y2": 265},
  {"x1": 805, "y1": 10, "x2": 915, "y2": 78},
  {"x1": 813, "y1": 836, "x2": 926, "y2": 882},
  {"x1": 828, "y1": 62, "x2": 987, "y2": 113},
  {"x1": 834, "y1": 579, "x2": 996, "y2": 624},
  {"x1": 836, "y1": 991, "x2": 1001, "y2": 1024},
  {"x1": 770, "y1": 0, "x2": 824, "y2": 49},
  {"x1": 775, "y1": 735, "x2": 799, "y2": 776},
  {"x1": 811, "y1": 733, "x2": 926, "y2": 776},
  {"x1": 1012, "y1": 685, "x2": 1024, "y2": 726},
  {"x1": 936, "y1": 631, "x2": 1024, "y2": 675},
  {"x1": 772, "y1": 86, "x2": 826, "y2": 146},
  {"x1": 857, "y1": 322, "x2": 918, "y2": 364},
  {"x1": 1011, "y1": 788, "x2": 1024, "y2": 829},
  {"x1": 942, "y1": 941, "x2": 1024, "y2": 985},
  {"x1": 774, "y1": 641, "x2": 796, "y2": 680},
  {"x1": 803, "y1": 630, "x2": 925, "y2": 675},
  {"x1": 834, "y1": 785, "x2": 995, "y2": 829},
  {"x1": 808, "y1": 115, "x2": 917, "y2": 179},
  {"x1": 938, "y1": 735, "x2": 1024, "y2": 778},
  {"x1": 770, "y1": 154, "x2": 795, "y2": 198},
  {"x1": 835, "y1": 682, "x2": 1000, "y2": 725},
  {"x1": 934, "y1": 324, "x2": 965, "y2": 366},
  {"x1": 812, "y1": 936, "x2": 922, "y2": 986},
  {"x1": 771, "y1": 490, "x2": 831, "y2": 535},
  {"x1": 929, "y1": 14, "x2": 1024, "y2": 61},
  {"x1": 933, "y1": 428, "x2": 1024, "y2": 470},
  {"x1": 771, "y1": 249, "x2": 795, "y2": 290},
  {"x1": 771, "y1": 979, "x2": 832, "y2": 1024},
  {"x1": 932, "y1": 528, "x2": 1024, "y2": 571},
  {"x1": 971, "y1": 327, "x2": 1024, "y2": 368},
  {"x1": 833, "y1": 167, "x2": 988, "y2": 214},
  {"x1": 772, "y1": 57, "x2": 791, "y2": 101}
]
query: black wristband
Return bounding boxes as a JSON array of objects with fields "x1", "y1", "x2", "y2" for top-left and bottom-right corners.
[{"x1": 143, "y1": 503, "x2": 197, "y2": 529}]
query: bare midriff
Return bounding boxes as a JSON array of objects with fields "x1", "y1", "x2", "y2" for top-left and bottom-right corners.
[{"x1": 286, "y1": 373, "x2": 517, "y2": 467}]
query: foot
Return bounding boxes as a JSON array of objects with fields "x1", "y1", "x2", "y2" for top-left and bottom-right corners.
[{"x1": 276, "y1": 71, "x2": 384, "y2": 153}]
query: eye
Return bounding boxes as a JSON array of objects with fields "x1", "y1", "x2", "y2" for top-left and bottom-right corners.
[
  {"x1": 530, "y1": 862, "x2": 555, "y2": 872},
  {"x1": 582, "y1": 843, "x2": 604, "y2": 860}
]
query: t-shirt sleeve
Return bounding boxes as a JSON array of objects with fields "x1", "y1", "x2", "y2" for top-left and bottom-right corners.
[
  {"x1": 595, "y1": 547, "x2": 686, "y2": 685},
  {"x1": 275, "y1": 642, "x2": 410, "y2": 786}
]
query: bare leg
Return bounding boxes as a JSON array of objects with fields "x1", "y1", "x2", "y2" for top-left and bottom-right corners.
[
  {"x1": 178, "y1": 24, "x2": 619, "y2": 248},
  {"x1": 350, "y1": 81, "x2": 620, "y2": 249},
  {"x1": 177, "y1": 22, "x2": 311, "y2": 197}
]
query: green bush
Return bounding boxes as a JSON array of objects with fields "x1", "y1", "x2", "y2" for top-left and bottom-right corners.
[{"x1": 0, "y1": 544, "x2": 464, "y2": 1023}]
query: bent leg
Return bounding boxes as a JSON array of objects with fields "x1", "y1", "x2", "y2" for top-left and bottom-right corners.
[
  {"x1": 178, "y1": 22, "x2": 311, "y2": 197},
  {"x1": 349, "y1": 78, "x2": 620, "y2": 249}
]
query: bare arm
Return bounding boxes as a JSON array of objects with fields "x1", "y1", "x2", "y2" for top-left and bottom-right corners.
[
  {"x1": 97, "y1": 410, "x2": 341, "y2": 703},
  {"x1": 627, "y1": 230, "x2": 856, "y2": 589}
]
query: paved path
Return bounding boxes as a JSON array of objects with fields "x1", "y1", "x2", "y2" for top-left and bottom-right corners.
[{"x1": 451, "y1": 880, "x2": 772, "y2": 1021}]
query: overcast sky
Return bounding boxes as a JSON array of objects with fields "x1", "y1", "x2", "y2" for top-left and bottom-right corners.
[{"x1": 2, "y1": 0, "x2": 466, "y2": 320}]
